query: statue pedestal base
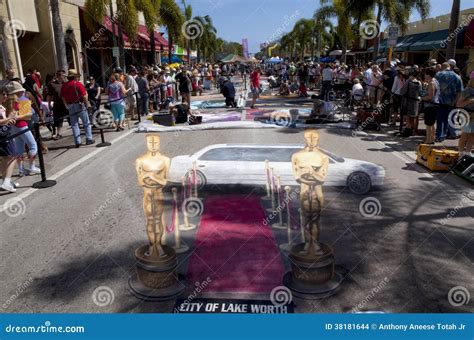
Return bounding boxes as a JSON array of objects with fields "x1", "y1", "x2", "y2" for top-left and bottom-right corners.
[
  {"x1": 283, "y1": 243, "x2": 343, "y2": 299},
  {"x1": 128, "y1": 245, "x2": 186, "y2": 301}
]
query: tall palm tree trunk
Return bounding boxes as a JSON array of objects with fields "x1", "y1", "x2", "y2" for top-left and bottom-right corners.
[
  {"x1": 446, "y1": 0, "x2": 460, "y2": 59},
  {"x1": 342, "y1": 39, "x2": 347, "y2": 64},
  {"x1": 168, "y1": 34, "x2": 173, "y2": 64},
  {"x1": 372, "y1": 5, "x2": 383, "y2": 60},
  {"x1": 50, "y1": 0, "x2": 68, "y2": 71},
  {"x1": 149, "y1": 28, "x2": 156, "y2": 65}
]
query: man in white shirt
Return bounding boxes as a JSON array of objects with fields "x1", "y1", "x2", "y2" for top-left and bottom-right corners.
[
  {"x1": 321, "y1": 64, "x2": 334, "y2": 101},
  {"x1": 351, "y1": 78, "x2": 364, "y2": 101}
]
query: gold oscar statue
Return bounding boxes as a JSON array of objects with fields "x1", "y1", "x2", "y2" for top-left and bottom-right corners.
[
  {"x1": 283, "y1": 129, "x2": 342, "y2": 298},
  {"x1": 129, "y1": 134, "x2": 185, "y2": 301},
  {"x1": 135, "y1": 134, "x2": 170, "y2": 258},
  {"x1": 291, "y1": 129, "x2": 328, "y2": 257}
]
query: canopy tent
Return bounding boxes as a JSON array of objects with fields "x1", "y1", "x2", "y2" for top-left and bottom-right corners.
[
  {"x1": 375, "y1": 57, "x2": 400, "y2": 64},
  {"x1": 248, "y1": 56, "x2": 259, "y2": 63},
  {"x1": 329, "y1": 50, "x2": 354, "y2": 56},
  {"x1": 220, "y1": 54, "x2": 249, "y2": 63},
  {"x1": 267, "y1": 57, "x2": 283, "y2": 63},
  {"x1": 160, "y1": 55, "x2": 183, "y2": 64},
  {"x1": 319, "y1": 56, "x2": 335, "y2": 63}
]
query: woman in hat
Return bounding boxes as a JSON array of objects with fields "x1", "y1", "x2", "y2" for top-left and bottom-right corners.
[{"x1": 6, "y1": 80, "x2": 41, "y2": 176}]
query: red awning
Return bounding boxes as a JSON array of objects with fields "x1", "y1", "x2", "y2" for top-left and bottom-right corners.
[
  {"x1": 137, "y1": 25, "x2": 169, "y2": 49},
  {"x1": 464, "y1": 18, "x2": 474, "y2": 48}
]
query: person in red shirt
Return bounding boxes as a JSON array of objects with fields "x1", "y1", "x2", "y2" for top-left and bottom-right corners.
[
  {"x1": 61, "y1": 69, "x2": 94, "y2": 147},
  {"x1": 249, "y1": 67, "x2": 261, "y2": 109}
]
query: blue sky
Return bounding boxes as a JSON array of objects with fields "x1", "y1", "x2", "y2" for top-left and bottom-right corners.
[{"x1": 185, "y1": 0, "x2": 473, "y2": 53}]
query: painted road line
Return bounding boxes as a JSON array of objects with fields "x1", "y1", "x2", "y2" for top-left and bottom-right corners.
[{"x1": 0, "y1": 129, "x2": 135, "y2": 213}]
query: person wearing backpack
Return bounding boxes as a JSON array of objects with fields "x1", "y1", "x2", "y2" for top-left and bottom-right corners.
[{"x1": 60, "y1": 69, "x2": 94, "y2": 148}]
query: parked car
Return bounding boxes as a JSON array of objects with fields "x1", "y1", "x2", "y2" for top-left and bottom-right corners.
[{"x1": 168, "y1": 144, "x2": 385, "y2": 194}]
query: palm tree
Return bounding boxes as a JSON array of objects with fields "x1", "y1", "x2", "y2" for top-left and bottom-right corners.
[
  {"x1": 315, "y1": 0, "x2": 353, "y2": 64},
  {"x1": 311, "y1": 17, "x2": 334, "y2": 60},
  {"x1": 446, "y1": 0, "x2": 460, "y2": 59},
  {"x1": 181, "y1": 0, "x2": 193, "y2": 64},
  {"x1": 280, "y1": 31, "x2": 297, "y2": 60},
  {"x1": 193, "y1": 15, "x2": 217, "y2": 63},
  {"x1": 292, "y1": 19, "x2": 314, "y2": 62},
  {"x1": 159, "y1": 0, "x2": 184, "y2": 64},
  {"x1": 50, "y1": 0, "x2": 68, "y2": 71},
  {"x1": 365, "y1": 0, "x2": 430, "y2": 59}
]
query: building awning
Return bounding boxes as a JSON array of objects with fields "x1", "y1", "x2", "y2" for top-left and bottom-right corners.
[
  {"x1": 409, "y1": 29, "x2": 463, "y2": 51},
  {"x1": 79, "y1": 7, "x2": 168, "y2": 51},
  {"x1": 394, "y1": 32, "x2": 429, "y2": 52},
  {"x1": 137, "y1": 25, "x2": 169, "y2": 49},
  {"x1": 366, "y1": 37, "x2": 404, "y2": 54},
  {"x1": 464, "y1": 18, "x2": 474, "y2": 48}
]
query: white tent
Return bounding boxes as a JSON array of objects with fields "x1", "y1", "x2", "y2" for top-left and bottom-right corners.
[{"x1": 329, "y1": 50, "x2": 354, "y2": 56}]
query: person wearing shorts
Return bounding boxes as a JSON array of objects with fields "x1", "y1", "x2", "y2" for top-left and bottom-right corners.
[
  {"x1": 249, "y1": 67, "x2": 261, "y2": 109},
  {"x1": 421, "y1": 68, "x2": 440, "y2": 144},
  {"x1": 106, "y1": 74, "x2": 127, "y2": 131}
]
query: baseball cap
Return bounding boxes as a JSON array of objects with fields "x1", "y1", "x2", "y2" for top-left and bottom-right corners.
[
  {"x1": 114, "y1": 67, "x2": 123, "y2": 73},
  {"x1": 447, "y1": 59, "x2": 456, "y2": 67}
]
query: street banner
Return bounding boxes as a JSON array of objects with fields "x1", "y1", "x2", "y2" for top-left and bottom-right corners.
[{"x1": 242, "y1": 38, "x2": 249, "y2": 58}]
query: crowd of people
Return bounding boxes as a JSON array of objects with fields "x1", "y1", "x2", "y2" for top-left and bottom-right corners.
[
  {"x1": 264, "y1": 58, "x2": 474, "y2": 156},
  {"x1": 0, "y1": 61, "x2": 254, "y2": 194},
  {"x1": 1, "y1": 56, "x2": 473, "y2": 194}
]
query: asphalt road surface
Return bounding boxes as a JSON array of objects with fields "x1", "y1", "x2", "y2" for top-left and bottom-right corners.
[{"x1": 0, "y1": 119, "x2": 472, "y2": 314}]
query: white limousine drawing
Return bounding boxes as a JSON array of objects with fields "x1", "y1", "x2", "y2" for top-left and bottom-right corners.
[{"x1": 168, "y1": 144, "x2": 385, "y2": 194}]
